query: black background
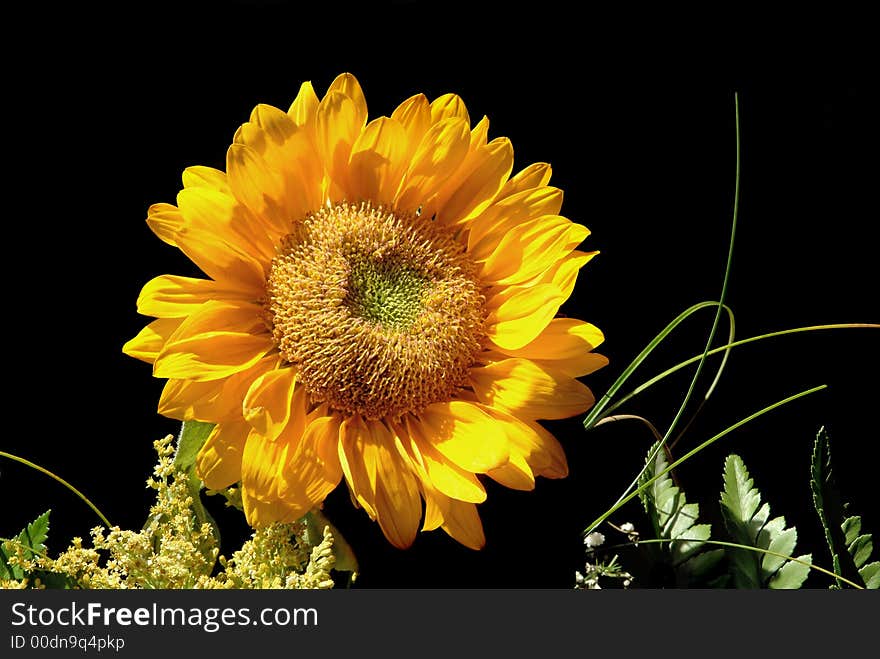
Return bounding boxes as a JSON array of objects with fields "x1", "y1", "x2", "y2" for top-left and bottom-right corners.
[{"x1": 1, "y1": 3, "x2": 876, "y2": 588}]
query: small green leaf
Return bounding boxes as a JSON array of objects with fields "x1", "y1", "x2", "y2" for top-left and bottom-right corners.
[
  {"x1": 859, "y1": 562, "x2": 880, "y2": 589},
  {"x1": 848, "y1": 535, "x2": 873, "y2": 569},
  {"x1": 174, "y1": 420, "x2": 215, "y2": 471},
  {"x1": 762, "y1": 525, "x2": 796, "y2": 578},
  {"x1": 720, "y1": 454, "x2": 760, "y2": 528},
  {"x1": 841, "y1": 516, "x2": 861, "y2": 546},
  {"x1": 769, "y1": 554, "x2": 812, "y2": 589}
]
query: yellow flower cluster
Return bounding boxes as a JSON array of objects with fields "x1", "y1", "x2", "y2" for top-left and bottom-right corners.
[{"x1": 2, "y1": 435, "x2": 335, "y2": 590}]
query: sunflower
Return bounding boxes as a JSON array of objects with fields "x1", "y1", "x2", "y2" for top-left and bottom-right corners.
[{"x1": 124, "y1": 73, "x2": 607, "y2": 549}]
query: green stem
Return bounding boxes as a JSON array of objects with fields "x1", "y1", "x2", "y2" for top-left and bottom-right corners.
[
  {"x1": 0, "y1": 451, "x2": 112, "y2": 528},
  {"x1": 583, "y1": 384, "x2": 826, "y2": 536}
]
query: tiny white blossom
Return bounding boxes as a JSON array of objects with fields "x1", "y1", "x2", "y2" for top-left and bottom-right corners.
[
  {"x1": 619, "y1": 522, "x2": 635, "y2": 533},
  {"x1": 584, "y1": 532, "x2": 605, "y2": 548}
]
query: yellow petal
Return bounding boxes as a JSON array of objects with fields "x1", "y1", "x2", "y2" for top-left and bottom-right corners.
[
  {"x1": 225, "y1": 142, "x2": 289, "y2": 236},
  {"x1": 467, "y1": 186, "x2": 564, "y2": 257},
  {"x1": 327, "y1": 72, "x2": 368, "y2": 128},
  {"x1": 494, "y1": 318, "x2": 607, "y2": 377},
  {"x1": 242, "y1": 367, "x2": 300, "y2": 440},
  {"x1": 145, "y1": 203, "x2": 183, "y2": 247},
  {"x1": 395, "y1": 117, "x2": 470, "y2": 212},
  {"x1": 173, "y1": 188, "x2": 269, "y2": 290},
  {"x1": 122, "y1": 318, "x2": 182, "y2": 363},
  {"x1": 241, "y1": 430, "x2": 301, "y2": 526},
  {"x1": 374, "y1": 427, "x2": 422, "y2": 549},
  {"x1": 337, "y1": 414, "x2": 379, "y2": 519},
  {"x1": 161, "y1": 354, "x2": 281, "y2": 423},
  {"x1": 477, "y1": 215, "x2": 589, "y2": 286},
  {"x1": 181, "y1": 166, "x2": 231, "y2": 194},
  {"x1": 288, "y1": 81, "x2": 319, "y2": 128},
  {"x1": 279, "y1": 414, "x2": 343, "y2": 508},
  {"x1": 153, "y1": 300, "x2": 273, "y2": 382},
  {"x1": 250, "y1": 103, "x2": 297, "y2": 146},
  {"x1": 479, "y1": 405, "x2": 569, "y2": 478},
  {"x1": 137, "y1": 274, "x2": 252, "y2": 318},
  {"x1": 498, "y1": 163, "x2": 552, "y2": 198},
  {"x1": 430, "y1": 93, "x2": 470, "y2": 125},
  {"x1": 486, "y1": 450, "x2": 535, "y2": 491},
  {"x1": 405, "y1": 417, "x2": 486, "y2": 503},
  {"x1": 157, "y1": 378, "x2": 223, "y2": 421},
  {"x1": 439, "y1": 497, "x2": 485, "y2": 550},
  {"x1": 347, "y1": 116, "x2": 408, "y2": 205},
  {"x1": 316, "y1": 90, "x2": 360, "y2": 197},
  {"x1": 470, "y1": 358, "x2": 595, "y2": 420},
  {"x1": 391, "y1": 93, "x2": 431, "y2": 162},
  {"x1": 485, "y1": 283, "x2": 565, "y2": 350},
  {"x1": 436, "y1": 137, "x2": 514, "y2": 228},
  {"x1": 416, "y1": 401, "x2": 509, "y2": 473},
  {"x1": 195, "y1": 417, "x2": 250, "y2": 490}
]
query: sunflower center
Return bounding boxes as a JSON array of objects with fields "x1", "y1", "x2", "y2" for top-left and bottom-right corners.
[{"x1": 266, "y1": 202, "x2": 486, "y2": 420}]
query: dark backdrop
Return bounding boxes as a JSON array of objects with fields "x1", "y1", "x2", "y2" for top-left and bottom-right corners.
[{"x1": 2, "y1": 3, "x2": 876, "y2": 588}]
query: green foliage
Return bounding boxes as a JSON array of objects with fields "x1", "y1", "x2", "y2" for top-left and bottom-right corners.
[
  {"x1": 0, "y1": 510, "x2": 50, "y2": 580},
  {"x1": 720, "y1": 454, "x2": 811, "y2": 589},
  {"x1": 163, "y1": 421, "x2": 220, "y2": 550},
  {"x1": 638, "y1": 442, "x2": 723, "y2": 584},
  {"x1": 811, "y1": 427, "x2": 878, "y2": 588}
]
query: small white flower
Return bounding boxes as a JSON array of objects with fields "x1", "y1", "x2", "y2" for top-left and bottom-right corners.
[
  {"x1": 584, "y1": 531, "x2": 605, "y2": 548},
  {"x1": 619, "y1": 522, "x2": 635, "y2": 534}
]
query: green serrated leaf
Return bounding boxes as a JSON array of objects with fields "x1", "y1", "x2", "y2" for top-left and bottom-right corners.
[
  {"x1": 810, "y1": 427, "x2": 865, "y2": 588},
  {"x1": 858, "y1": 561, "x2": 880, "y2": 589},
  {"x1": 680, "y1": 548, "x2": 725, "y2": 580},
  {"x1": 841, "y1": 516, "x2": 862, "y2": 546},
  {"x1": 720, "y1": 454, "x2": 807, "y2": 589},
  {"x1": 640, "y1": 441, "x2": 716, "y2": 584},
  {"x1": 763, "y1": 526, "x2": 797, "y2": 579},
  {"x1": 848, "y1": 535, "x2": 873, "y2": 569},
  {"x1": 768, "y1": 554, "x2": 812, "y2": 589},
  {"x1": 0, "y1": 511, "x2": 51, "y2": 582},
  {"x1": 720, "y1": 454, "x2": 760, "y2": 536},
  {"x1": 19, "y1": 510, "x2": 50, "y2": 556}
]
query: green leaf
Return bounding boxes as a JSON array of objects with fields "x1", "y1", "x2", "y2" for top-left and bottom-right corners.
[
  {"x1": 0, "y1": 510, "x2": 51, "y2": 581},
  {"x1": 859, "y1": 562, "x2": 880, "y2": 589},
  {"x1": 841, "y1": 516, "x2": 861, "y2": 546},
  {"x1": 848, "y1": 535, "x2": 873, "y2": 569},
  {"x1": 177, "y1": 422, "x2": 220, "y2": 558},
  {"x1": 174, "y1": 420, "x2": 215, "y2": 471},
  {"x1": 811, "y1": 427, "x2": 864, "y2": 588},
  {"x1": 768, "y1": 554, "x2": 812, "y2": 590},
  {"x1": 638, "y1": 442, "x2": 721, "y2": 584},
  {"x1": 720, "y1": 454, "x2": 810, "y2": 589}
]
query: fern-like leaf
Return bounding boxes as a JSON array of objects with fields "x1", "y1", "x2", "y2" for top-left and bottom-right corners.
[
  {"x1": 638, "y1": 442, "x2": 723, "y2": 584},
  {"x1": 811, "y1": 427, "x2": 876, "y2": 588},
  {"x1": 720, "y1": 454, "x2": 811, "y2": 589},
  {"x1": 0, "y1": 510, "x2": 51, "y2": 581},
  {"x1": 810, "y1": 427, "x2": 865, "y2": 587}
]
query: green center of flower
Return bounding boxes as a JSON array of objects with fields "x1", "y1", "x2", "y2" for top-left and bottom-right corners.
[
  {"x1": 266, "y1": 202, "x2": 486, "y2": 420},
  {"x1": 345, "y1": 261, "x2": 428, "y2": 330}
]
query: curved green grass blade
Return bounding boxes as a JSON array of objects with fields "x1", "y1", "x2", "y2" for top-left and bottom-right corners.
[{"x1": 0, "y1": 451, "x2": 112, "y2": 528}]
